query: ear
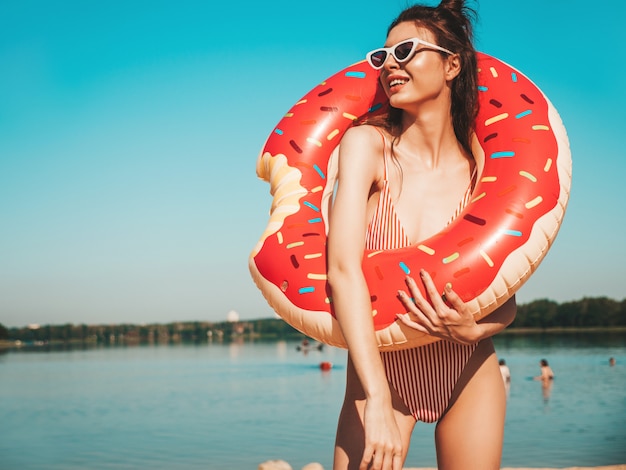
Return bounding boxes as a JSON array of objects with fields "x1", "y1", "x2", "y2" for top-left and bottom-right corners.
[{"x1": 444, "y1": 54, "x2": 461, "y2": 81}]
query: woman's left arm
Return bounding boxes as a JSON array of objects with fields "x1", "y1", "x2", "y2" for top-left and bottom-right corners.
[{"x1": 396, "y1": 269, "x2": 516, "y2": 345}]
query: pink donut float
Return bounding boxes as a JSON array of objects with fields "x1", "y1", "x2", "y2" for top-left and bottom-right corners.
[{"x1": 249, "y1": 52, "x2": 572, "y2": 351}]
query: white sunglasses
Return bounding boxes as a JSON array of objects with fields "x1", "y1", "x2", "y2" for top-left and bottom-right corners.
[{"x1": 366, "y1": 37, "x2": 455, "y2": 70}]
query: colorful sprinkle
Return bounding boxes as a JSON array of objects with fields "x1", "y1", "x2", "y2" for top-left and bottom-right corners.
[
  {"x1": 321, "y1": 106, "x2": 338, "y2": 112},
  {"x1": 519, "y1": 171, "x2": 537, "y2": 182},
  {"x1": 525, "y1": 196, "x2": 543, "y2": 209},
  {"x1": 443, "y1": 252, "x2": 460, "y2": 264},
  {"x1": 489, "y1": 99, "x2": 503, "y2": 108},
  {"x1": 368, "y1": 103, "x2": 383, "y2": 113},
  {"x1": 287, "y1": 241, "x2": 304, "y2": 249},
  {"x1": 418, "y1": 244, "x2": 435, "y2": 255},
  {"x1": 471, "y1": 192, "x2": 487, "y2": 203},
  {"x1": 491, "y1": 151, "x2": 515, "y2": 159},
  {"x1": 505, "y1": 208, "x2": 524, "y2": 218},
  {"x1": 367, "y1": 250, "x2": 384, "y2": 258},
  {"x1": 399, "y1": 261, "x2": 410, "y2": 275},
  {"x1": 481, "y1": 176, "x2": 498, "y2": 183},
  {"x1": 295, "y1": 99, "x2": 307, "y2": 106},
  {"x1": 453, "y1": 267, "x2": 470, "y2": 278},
  {"x1": 544, "y1": 158, "x2": 553, "y2": 172},
  {"x1": 457, "y1": 237, "x2": 474, "y2": 247},
  {"x1": 463, "y1": 214, "x2": 486, "y2": 225},
  {"x1": 485, "y1": 113, "x2": 509, "y2": 126},
  {"x1": 307, "y1": 273, "x2": 327, "y2": 280},
  {"x1": 480, "y1": 250, "x2": 494, "y2": 267},
  {"x1": 318, "y1": 88, "x2": 333, "y2": 97},
  {"x1": 284, "y1": 112, "x2": 294, "y2": 118},
  {"x1": 290, "y1": 255, "x2": 299, "y2": 268},
  {"x1": 478, "y1": 85, "x2": 488, "y2": 92},
  {"x1": 342, "y1": 112, "x2": 358, "y2": 120},
  {"x1": 310, "y1": 185, "x2": 323, "y2": 193},
  {"x1": 515, "y1": 110, "x2": 532, "y2": 119},
  {"x1": 511, "y1": 72, "x2": 518, "y2": 82},
  {"x1": 277, "y1": 232, "x2": 283, "y2": 244},
  {"x1": 371, "y1": 309, "x2": 378, "y2": 317},
  {"x1": 501, "y1": 229, "x2": 523, "y2": 237},
  {"x1": 274, "y1": 128, "x2": 284, "y2": 135},
  {"x1": 532, "y1": 125, "x2": 550, "y2": 131},
  {"x1": 345, "y1": 71, "x2": 366, "y2": 78},
  {"x1": 306, "y1": 137, "x2": 322, "y2": 147},
  {"x1": 484, "y1": 132, "x2": 498, "y2": 142},
  {"x1": 289, "y1": 140, "x2": 302, "y2": 153},
  {"x1": 303, "y1": 201, "x2": 320, "y2": 212},
  {"x1": 520, "y1": 94, "x2": 534, "y2": 104},
  {"x1": 304, "y1": 253, "x2": 322, "y2": 259},
  {"x1": 489, "y1": 66, "x2": 498, "y2": 78},
  {"x1": 308, "y1": 218, "x2": 322, "y2": 224},
  {"x1": 375, "y1": 266, "x2": 384, "y2": 280},
  {"x1": 327, "y1": 129, "x2": 340, "y2": 140},
  {"x1": 313, "y1": 164, "x2": 326, "y2": 179},
  {"x1": 299, "y1": 287, "x2": 315, "y2": 294}
]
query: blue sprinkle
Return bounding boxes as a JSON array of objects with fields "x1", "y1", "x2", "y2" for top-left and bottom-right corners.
[
  {"x1": 515, "y1": 109, "x2": 532, "y2": 119},
  {"x1": 299, "y1": 287, "x2": 315, "y2": 294},
  {"x1": 501, "y1": 229, "x2": 522, "y2": 237},
  {"x1": 490, "y1": 151, "x2": 515, "y2": 159},
  {"x1": 303, "y1": 201, "x2": 320, "y2": 212},
  {"x1": 368, "y1": 103, "x2": 383, "y2": 113},
  {"x1": 274, "y1": 128, "x2": 284, "y2": 135},
  {"x1": 345, "y1": 71, "x2": 366, "y2": 79},
  {"x1": 313, "y1": 164, "x2": 326, "y2": 179},
  {"x1": 511, "y1": 72, "x2": 518, "y2": 83},
  {"x1": 478, "y1": 85, "x2": 488, "y2": 92},
  {"x1": 308, "y1": 218, "x2": 322, "y2": 224},
  {"x1": 399, "y1": 261, "x2": 410, "y2": 275}
]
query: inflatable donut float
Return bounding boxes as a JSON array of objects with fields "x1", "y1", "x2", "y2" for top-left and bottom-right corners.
[{"x1": 249, "y1": 52, "x2": 572, "y2": 351}]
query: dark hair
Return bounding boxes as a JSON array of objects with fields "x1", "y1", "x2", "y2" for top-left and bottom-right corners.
[
  {"x1": 376, "y1": 0, "x2": 479, "y2": 157},
  {"x1": 540, "y1": 359, "x2": 549, "y2": 367}
]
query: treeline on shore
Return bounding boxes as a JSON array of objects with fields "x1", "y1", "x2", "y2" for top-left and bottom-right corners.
[{"x1": 1, "y1": 296, "x2": 625, "y2": 347}]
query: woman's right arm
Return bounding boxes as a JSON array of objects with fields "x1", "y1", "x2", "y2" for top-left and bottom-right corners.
[{"x1": 327, "y1": 126, "x2": 403, "y2": 470}]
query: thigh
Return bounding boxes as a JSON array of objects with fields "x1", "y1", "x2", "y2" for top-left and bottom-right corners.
[
  {"x1": 434, "y1": 339, "x2": 506, "y2": 470},
  {"x1": 333, "y1": 355, "x2": 416, "y2": 470}
]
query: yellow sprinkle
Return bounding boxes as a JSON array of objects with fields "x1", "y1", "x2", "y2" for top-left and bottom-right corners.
[
  {"x1": 443, "y1": 252, "x2": 460, "y2": 264},
  {"x1": 307, "y1": 273, "x2": 327, "y2": 281},
  {"x1": 525, "y1": 196, "x2": 543, "y2": 209},
  {"x1": 485, "y1": 113, "x2": 509, "y2": 126},
  {"x1": 284, "y1": 112, "x2": 294, "y2": 118},
  {"x1": 445, "y1": 282, "x2": 453, "y2": 290},
  {"x1": 418, "y1": 244, "x2": 435, "y2": 255},
  {"x1": 367, "y1": 250, "x2": 384, "y2": 258},
  {"x1": 324, "y1": 297, "x2": 332, "y2": 304},
  {"x1": 490, "y1": 66, "x2": 498, "y2": 78},
  {"x1": 277, "y1": 232, "x2": 283, "y2": 244},
  {"x1": 480, "y1": 250, "x2": 494, "y2": 267},
  {"x1": 310, "y1": 185, "x2": 323, "y2": 193},
  {"x1": 286, "y1": 241, "x2": 304, "y2": 249},
  {"x1": 342, "y1": 112, "x2": 358, "y2": 121},
  {"x1": 327, "y1": 129, "x2": 340, "y2": 140},
  {"x1": 481, "y1": 176, "x2": 497, "y2": 183},
  {"x1": 532, "y1": 124, "x2": 550, "y2": 131},
  {"x1": 544, "y1": 158, "x2": 553, "y2": 172},
  {"x1": 304, "y1": 253, "x2": 322, "y2": 259},
  {"x1": 372, "y1": 309, "x2": 378, "y2": 317},
  {"x1": 306, "y1": 137, "x2": 322, "y2": 147},
  {"x1": 519, "y1": 171, "x2": 537, "y2": 182},
  {"x1": 471, "y1": 192, "x2": 487, "y2": 203},
  {"x1": 295, "y1": 99, "x2": 308, "y2": 106}
]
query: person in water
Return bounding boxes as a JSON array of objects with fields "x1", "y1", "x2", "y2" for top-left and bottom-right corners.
[{"x1": 326, "y1": 1, "x2": 516, "y2": 468}]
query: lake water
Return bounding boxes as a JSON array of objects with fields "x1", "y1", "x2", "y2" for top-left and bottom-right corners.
[{"x1": 1, "y1": 332, "x2": 625, "y2": 469}]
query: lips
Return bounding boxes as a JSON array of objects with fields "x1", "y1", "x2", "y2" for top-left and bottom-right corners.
[{"x1": 387, "y1": 76, "x2": 409, "y2": 91}]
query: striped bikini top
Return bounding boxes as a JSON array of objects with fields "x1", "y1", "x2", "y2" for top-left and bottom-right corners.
[{"x1": 365, "y1": 129, "x2": 477, "y2": 251}]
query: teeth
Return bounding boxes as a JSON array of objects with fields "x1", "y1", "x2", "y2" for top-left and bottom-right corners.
[{"x1": 390, "y1": 79, "x2": 407, "y2": 87}]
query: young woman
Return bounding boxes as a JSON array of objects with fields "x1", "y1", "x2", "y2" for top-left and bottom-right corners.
[{"x1": 326, "y1": 1, "x2": 517, "y2": 469}]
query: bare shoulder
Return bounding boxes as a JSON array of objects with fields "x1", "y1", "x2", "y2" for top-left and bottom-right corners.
[{"x1": 338, "y1": 124, "x2": 385, "y2": 170}]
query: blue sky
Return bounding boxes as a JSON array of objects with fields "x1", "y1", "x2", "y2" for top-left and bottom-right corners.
[{"x1": 1, "y1": 0, "x2": 624, "y2": 328}]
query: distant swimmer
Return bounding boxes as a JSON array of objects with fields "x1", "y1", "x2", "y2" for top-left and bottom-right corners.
[
  {"x1": 499, "y1": 359, "x2": 511, "y2": 384},
  {"x1": 534, "y1": 358, "x2": 554, "y2": 381}
]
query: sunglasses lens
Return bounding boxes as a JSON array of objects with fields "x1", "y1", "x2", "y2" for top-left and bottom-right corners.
[
  {"x1": 394, "y1": 41, "x2": 415, "y2": 61},
  {"x1": 369, "y1": 50, "x2": 387, "y2": 68}
]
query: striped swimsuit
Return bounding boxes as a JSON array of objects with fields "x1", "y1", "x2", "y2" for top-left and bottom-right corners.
[{"x1": 366, "y1": 130, "x2": 478, "y2": 423}]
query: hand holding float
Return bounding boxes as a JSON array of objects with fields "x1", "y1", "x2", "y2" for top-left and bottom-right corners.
[{"x1": 249, "y1": 52, "x2": 572, "y2": 351}]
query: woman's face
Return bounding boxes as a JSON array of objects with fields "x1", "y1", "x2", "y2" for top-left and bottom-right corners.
[{"x1": 379, "y1": 21, "x2": 456, "y2": 111}]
